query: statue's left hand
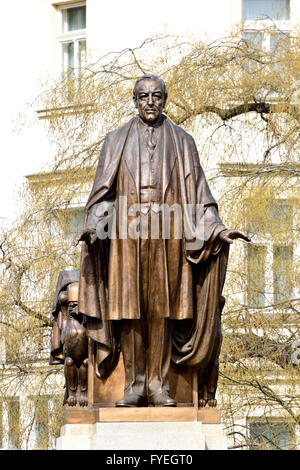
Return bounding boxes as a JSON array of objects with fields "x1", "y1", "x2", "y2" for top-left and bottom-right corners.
[
  {"x1": 218, "y1": 229, "x2": 251, "y2": 244},
  {"x1": 72, "y1": 228, "x2": 98, "y2": 247}
]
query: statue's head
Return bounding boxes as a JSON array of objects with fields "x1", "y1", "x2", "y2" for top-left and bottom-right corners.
[{"x1": 133, "y1": 73, "x2": 167, "y2": 124}]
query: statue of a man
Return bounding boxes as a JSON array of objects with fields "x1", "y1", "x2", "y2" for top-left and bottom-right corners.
[{"x1": 74, "y1": 74, "x2": 249, "y2": 407}]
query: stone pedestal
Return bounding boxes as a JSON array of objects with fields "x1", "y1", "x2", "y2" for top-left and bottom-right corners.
[{"x1": 56, "y1": 408, "x2": 228, "y2": 450}]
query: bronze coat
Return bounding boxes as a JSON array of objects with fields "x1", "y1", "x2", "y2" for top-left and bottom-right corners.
[
  {"x1": 78, "y1": 116, "x2": 227, "y2": 373},
  {"x1": 50, "y1": 268, "x2": 80, "y2": 365}
]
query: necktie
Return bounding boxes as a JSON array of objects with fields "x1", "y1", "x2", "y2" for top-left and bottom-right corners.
[{"x1": 145, "y1": 127, "x2": 156, "y2": 152}]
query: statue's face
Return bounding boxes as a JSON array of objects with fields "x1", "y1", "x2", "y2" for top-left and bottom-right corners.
[
  {"x1": 68, "y1": 301, "x2": 78, "y2": 317},
  {"x1": 134, "y1": 79, "x2": 165, "y2": 124}
]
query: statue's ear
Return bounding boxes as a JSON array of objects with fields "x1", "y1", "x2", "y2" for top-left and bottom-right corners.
[{"x1": 133, "y1": 95, "x2": 138, "y2": 109}]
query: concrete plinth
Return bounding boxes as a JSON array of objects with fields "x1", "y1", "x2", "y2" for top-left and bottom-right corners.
[{"x1": 56, "y1": 407, "x2": 228, "y2": 450}]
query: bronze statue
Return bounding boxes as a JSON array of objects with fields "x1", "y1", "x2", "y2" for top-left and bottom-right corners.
[
  {"x1": 50, "y1": 270, "x2": 88, "y2": 407},
  {"x1": 72, "y1": 74, "x2": 250, "y2": 408}
]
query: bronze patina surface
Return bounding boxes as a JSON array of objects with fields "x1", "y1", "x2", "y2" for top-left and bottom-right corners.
[
  {"x1": 50, "y1": 272, "x2": 88, "y2": 407},
  {"x1": 65, "y1": 74, "x2": 250, "y2": 409}
]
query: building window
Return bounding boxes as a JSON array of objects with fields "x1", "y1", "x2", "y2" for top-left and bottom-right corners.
[
  {"x1": 242, "y1": 0, "x2": 291, "y2": 68},
  {"x1": 247, "y1": 245, "x2": 267, "y2": 308},
  {"x1": 62, "y1": 5, "x2": 86, "y2": 32},
  {"x1": 34, "y1": 397, "x2": 49, "y2": 450},
  {"x1": 7, "y1": 398, "x2": 20, "y2": 449},
  {"x1": 48, "y1": 396, "x2": 64, "y2": 449},
  {"x1": 270, "y1": 31, "x2": 289, "y2": 53},
  {"x1": 243, "y1": 0, "x2": 290, "y2": 21},
  {"x1": 58, "y1": 3, "x2": 86, "y2": 77},
  {"x1": 268, "y1": 200, "x2": 293, "y2": 238},
  {"x1": 249, "y1": 420, "x2": 294, "y2": 449},
  {"x1": 63, "y1": 207, "x2": 85, "y2": 239},
  {"x1": 0, "y1": 398, "x2": 21, "y2": 449},
  {"x1": 27, "y1": 396, "x2": 63, "y2": 450},
  {"x1": 242, "y1": 29, "x2": 290, "y2": 52},
  {"x1": 273, "y1": 245, "x2": 293, "y2": 304},
  {"x1": 5, "y1": 332, "x2": 20, "y2": 363},
  {"x1": 50, "y1": 206, "x2": 85, "y2": 240},
  {"x1": 242, "y1": 30, "x2": 263, "y2": 48},
  {"x1": 247, "y1": 199, "x2": 294, "y2": 309}
]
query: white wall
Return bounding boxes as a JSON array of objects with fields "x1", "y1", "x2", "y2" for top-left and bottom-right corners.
[
  {"x1": 87, "y1": 0, "x2": 234, "y2": 58},
  {"x1": 0, "y1": 0, "x2": 57, "y2": 223},
  {"x1": 1, "y1": 0, "x2": 300, "y2": 224}
]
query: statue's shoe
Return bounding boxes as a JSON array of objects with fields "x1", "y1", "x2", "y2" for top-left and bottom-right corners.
[
  {"x1": 115, "y1": 393, "x2": 147, "y2": 407},
  {"x1": 148, "y1": 392, "x2": 177, "y2": 407}
]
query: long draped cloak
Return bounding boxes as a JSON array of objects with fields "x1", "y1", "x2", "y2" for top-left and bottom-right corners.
[{"x1": 78, "y1": 115, "x2": 229, "y2": 376}]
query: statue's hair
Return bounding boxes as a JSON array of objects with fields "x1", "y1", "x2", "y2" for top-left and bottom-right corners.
[{"x1": 133, "y1": 74, "x2": 168, "y2": 100}]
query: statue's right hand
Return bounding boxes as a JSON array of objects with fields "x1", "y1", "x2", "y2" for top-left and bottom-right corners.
[{"x1": 72, "y1": 228, "x2": 97, "y2": 247}]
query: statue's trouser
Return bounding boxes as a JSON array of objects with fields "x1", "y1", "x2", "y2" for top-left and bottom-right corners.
[
  {"x1": 119, "y1": 316, "x2": 173, "y2": 399},
  {"x1": 119, "y1": 210, "x2": 173, "y2": 400}
]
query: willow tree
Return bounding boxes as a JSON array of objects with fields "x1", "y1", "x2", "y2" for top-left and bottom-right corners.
[{"x1": 0, "y1": 25, "x2": 299, "y2": 449}]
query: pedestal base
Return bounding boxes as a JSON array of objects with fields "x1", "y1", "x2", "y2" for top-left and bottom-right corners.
[{"x1": 56, "y1": 407, "x2": 228, "y2": 450}]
